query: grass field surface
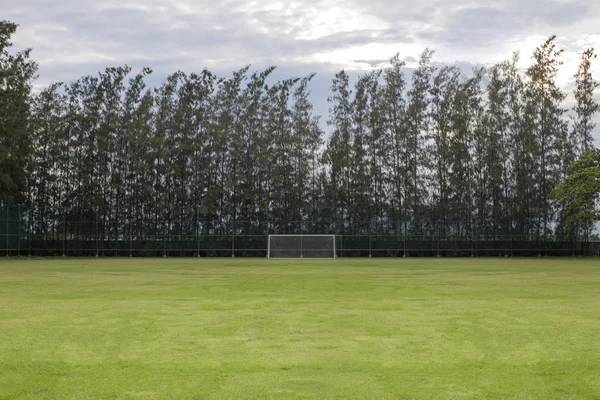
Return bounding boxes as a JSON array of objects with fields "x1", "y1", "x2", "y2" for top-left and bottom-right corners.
[{"x1": 1, "y1": 258, "x2": 599, "y2": 399}]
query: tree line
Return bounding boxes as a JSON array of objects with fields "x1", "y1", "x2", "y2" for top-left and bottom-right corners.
[{"x1": 1, "y1": 20, "x2": 599, "y2": 241}]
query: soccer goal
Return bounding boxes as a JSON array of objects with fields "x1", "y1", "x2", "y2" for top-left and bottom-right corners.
[{"x1": 267, "y1": 235, "x2": 336, "y2": 259}]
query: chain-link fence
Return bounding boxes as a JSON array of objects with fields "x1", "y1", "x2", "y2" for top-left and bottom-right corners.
[
  {"x1": 0, "y1": 205, "x2": 25, "y2": 257},
  {"x1": 1, "y1": 204, "x2": 598, "y2": 257}
]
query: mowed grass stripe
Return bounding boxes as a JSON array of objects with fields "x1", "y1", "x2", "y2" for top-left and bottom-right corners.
[{"x1": 0, "y1": 258, "x2": 599, "y2": 399}]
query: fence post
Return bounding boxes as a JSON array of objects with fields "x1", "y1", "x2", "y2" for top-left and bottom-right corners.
[
  {"x1": 403, "y1": 227, "x2": 407, "y2": 257},
  {"x1": 95, "y1": 213, "x2": 99, "y2": 258},
  {"x1": 129, "y1": 220, "x2": 133, "y2": 257},
  {"x1": 17, "y1": 205, "x2": 21, "y2": 256},
  {"x1": 62, "y1": 210, "x2": 66, "y2": 257},
  {"x1": 231, "y1": 221, "x2": 235, "y2": 258},
  {"x1": 163, "y1": 223, "x2": 167, "y2": 258},
  {"x1": 28, "y1": 206, "x2": 32, "y2": 257},
  {"x1": 5, "y1": 206, "x2": 8, "y2": 257},
  {"x1": 197, "y1": 221, "x2": 200, "y2": 258}
]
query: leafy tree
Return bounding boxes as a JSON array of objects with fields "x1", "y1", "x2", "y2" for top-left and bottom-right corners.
[
  {"x1": 428, "y1": 66, "x2": 460, "y2": 235},
  {"x1": 571, "y1": 48, "x2": 599, "y2": 156},
  {"x1": 405, "y1": 49, "x2": 434, "y2": 234},
  {"x1": 28, "y1": 83, "x2": 66, "y2": 236},
  {"x1": 324, "y1": 70, "x2": 353, "y2": 234},
  {"x1": 364, "y1": 70, "x2": 388, "y2": 233},
  {"x1": 552, "y1": 149, "x2": 600, "y2": 234},
  {"x1": 122, "y1": 68, "x2": 154, "y2": 245},
  {"x1": 484, "y1": 54, "x2": 522, "y2": 239},
  {"x1": 350, "y1": 74, "x2": 371, "y2": 233},
  {"x1": 524, "y1": 35, "x2": 568, "y2": 237},
  {"x1": 451, "y1": 68, "x2": 484, "y2": 236},
  {"x1": 0, "y1": 20, "x2": 38, "y2": 204},
  {"x1": 382, "y1": 55, "x2": 408, "y2": 234},
  {"x1": 290, "y1": 74, "x2": 323, "y2": 233}
]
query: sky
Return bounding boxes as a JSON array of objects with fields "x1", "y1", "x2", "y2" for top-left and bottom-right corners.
[{"x1": 5, "y1": 0, "x2": 600, "y2": 137}]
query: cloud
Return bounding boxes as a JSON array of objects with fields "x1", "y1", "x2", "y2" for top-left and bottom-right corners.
[
  {"x1": 7, "y1": 0, "x2": 599, "y2": 75},
  {"x1": 4, "y1": 0, "x2": 600, "y2": 139}
]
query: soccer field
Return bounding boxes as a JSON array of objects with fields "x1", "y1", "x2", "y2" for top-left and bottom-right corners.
[{"x1": 1, "y1": 258, "x2": 599, "y2": 399}]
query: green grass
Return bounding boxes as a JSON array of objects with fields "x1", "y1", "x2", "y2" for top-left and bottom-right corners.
[{"x1": 1, "y1": 258, "x2": 599, "y2": 399}]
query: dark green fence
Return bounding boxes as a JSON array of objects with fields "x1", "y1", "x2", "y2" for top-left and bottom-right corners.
[
  {"x1": 1, "y1": 204, "x2": 597, "y2": 257},
  {"x1": 0, "y1": 205, "x2": 25, "y2": 257}
]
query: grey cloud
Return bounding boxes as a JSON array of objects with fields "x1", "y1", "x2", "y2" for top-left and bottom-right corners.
[
  {"x1": 4, "y1": 0, "x2": 600, "y2": 143},
  {"x1": 349, "y1": 0, "x2": 596, "y2": 53},
  {"x1": 350, "y1": 59, "x2": 389, "y2": 67},
  {"x1": 429, "y1": 1, "x2": 591, "y2": 46},
  {"x1": 526, "y1": 0, "x2": 591, "y2": 26},
  {"x1": 9, "y1": 0, "x2": 594, "y2": 82}
]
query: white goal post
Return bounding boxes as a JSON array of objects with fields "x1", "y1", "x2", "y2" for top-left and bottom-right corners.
[{"x1": 267, "y1": 234, "x2": 336, "y2": 259}]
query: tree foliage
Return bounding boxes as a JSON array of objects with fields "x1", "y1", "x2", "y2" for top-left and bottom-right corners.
[
  {"x1": 2, "y1": 21, "x2": 599, "y2": 243},
  {"x1": 0, "y1": 20, "x2": 38, "y2": 204},
  {"x1": 551, "y1": 149, "x2": 600, "y2": 229}
]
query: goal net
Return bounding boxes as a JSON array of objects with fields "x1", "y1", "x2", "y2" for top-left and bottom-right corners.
[{"x1": 267, "y1": 235, "x2": 336, "y2": 259}]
